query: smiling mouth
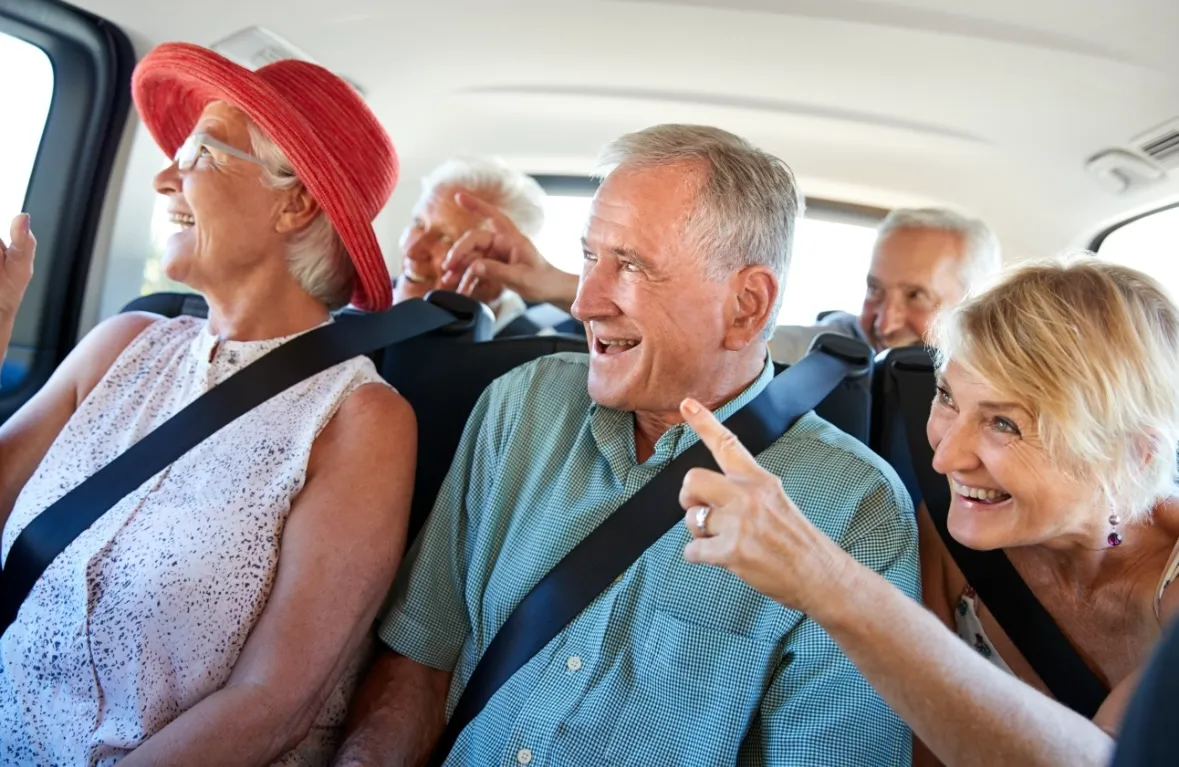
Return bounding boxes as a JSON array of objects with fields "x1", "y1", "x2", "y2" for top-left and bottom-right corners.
[
  {"x1": 401, "y1": 262, "x2": 437, "y2": 284},
  {"x1": 950, "y1": 479, "x2": 1012, "y2": 505},
  {"x1": 594, "y1": 338, "x2": 641, "y2": 356},
  {"x1": 169, "y1": 213, "x2": 195, "y2": 228}
]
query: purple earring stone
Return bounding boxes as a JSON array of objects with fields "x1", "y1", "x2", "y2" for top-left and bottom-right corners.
[{"x1": 1108, "y1": 513, "x2": 1123, "y2": 547}]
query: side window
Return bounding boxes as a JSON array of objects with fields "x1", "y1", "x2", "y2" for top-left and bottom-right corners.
[
  {"x1": 0, "y1": 33, "x2": 53, "y2": 235},
  {"x1": 531, "y1": 177, "x2": 880, "y2": 325},
  {"x1": 1095, "y1": 205, "x2": 1179, "y2": 297},
  {"x1": 777, "y1": 214, "x2": 879, "y2": 325},
  {"x1": 0, "y1": 5, "x2": 134, "y2": 422},
  {"x1": 0, "y1": 33, "x2": 54, "y2": 390}
]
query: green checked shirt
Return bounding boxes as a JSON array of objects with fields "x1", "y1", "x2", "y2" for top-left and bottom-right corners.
[{"x1": 380, "y1": 353, "x2": 918, "y2": 766}]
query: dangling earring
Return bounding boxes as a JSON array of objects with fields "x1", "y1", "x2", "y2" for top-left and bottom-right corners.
[{"x1": 1107, "y1": 513, "x2": 1123, "y2": 547}]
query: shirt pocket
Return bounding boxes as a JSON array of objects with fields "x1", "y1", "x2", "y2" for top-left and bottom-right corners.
[{"x1": 604, "y1": 610, "x2": 781, "y2": 766}]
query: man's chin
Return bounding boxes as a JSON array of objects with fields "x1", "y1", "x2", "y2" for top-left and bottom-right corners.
[
  {"x1": 586, "y1": 372, "x2": 634, "y2": 412},
  {"x1": 878, "y1": 336, "x2": 923, "y2": 351},
  {"x1": 394, "y1": 275, "x2": 436, "y2": 303}
]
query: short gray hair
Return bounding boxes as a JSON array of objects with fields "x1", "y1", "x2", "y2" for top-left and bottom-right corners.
[
  {"x1": 596, "y1": 125, "x2": 801, "y2": 339},
  {"x1": 247, "y1": 122, "x2": 355, "y2": 310},
  {"x1": 877, "y1": 208, "x2": 1002, "y2": 294},
  {"x1": 420, "y1": 158, "x2": 546, "y2": 238}
]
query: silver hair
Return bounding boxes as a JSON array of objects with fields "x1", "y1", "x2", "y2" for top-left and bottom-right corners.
[
  {"x1": 246, "y1": 122, "x2": 355, "y2": 310},
  {"x1": 420, "y1": 158, "x2": 546, "y2": 238},
  {"x1": 595, "y1": 125, "x2": 802, "y2": 339},
  {"x1": 876, "y1": 208, "x2": 1002, "y2": 294}
]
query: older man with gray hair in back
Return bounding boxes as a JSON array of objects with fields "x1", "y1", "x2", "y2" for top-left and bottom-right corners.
[
  {"x1": 394, "y1": 157, "x2": 546, "y2": 333},
  {"x1": 768, "y1": 207, "x2": 1002, "y2": 363},
  {"x1": 336, "y1": 125, "x2": 916, "y2": 767}
]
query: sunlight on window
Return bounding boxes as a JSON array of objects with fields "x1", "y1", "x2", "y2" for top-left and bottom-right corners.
[
  {"x1": 0, "y1": 34, "x2": 54, "y2": 223},
  {"x1": 533, "y1": 196, "x2": 591, "y2": 276},
  {"x1": 781, "y1": 218, "x2": 877, "y2": 325},
  {"x1": 534, "y1": 194, "x2": 878, "y2": 325},
  {"x1": 1097, "y1": 207, "x2": 1179, "y2": 300}
]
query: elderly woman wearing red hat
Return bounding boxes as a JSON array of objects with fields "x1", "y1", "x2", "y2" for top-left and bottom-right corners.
[{"x1": 0, "y1": 43, "x2": 414, "y2": 764}]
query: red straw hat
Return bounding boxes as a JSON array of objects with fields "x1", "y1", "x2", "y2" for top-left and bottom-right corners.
[{"x1": 131, "y1": 42, "x2": 397, "y2": 311}]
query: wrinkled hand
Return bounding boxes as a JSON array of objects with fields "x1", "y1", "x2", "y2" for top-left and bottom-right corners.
[
  {"x1": 439, "y1": 193, "x2": 577, "y2": 310},
  {"x1": 678, "y1": 398, "x2": 861, "y2": 615},
  {"x1": 0, "y1": 215, "x2": 36, "y2": 319}
]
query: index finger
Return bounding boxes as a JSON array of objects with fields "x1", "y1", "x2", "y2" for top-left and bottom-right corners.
[
  {"x1": 680, "y1": 398, "x2": 760, "y2": 476},
  {"x1": 454, "y1": 191, "x2": 518, "y2": 235},
  {"x1": 442, "y1": 229, "x2": 495, "y2": 272}
]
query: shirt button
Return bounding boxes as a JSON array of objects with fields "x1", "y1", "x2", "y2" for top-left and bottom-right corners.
[
  {"x1": 517, "y1": 748, "x2": 533, "y2": 765},
  {"x1": 566, "y1": 656, "x2": 583, "y2": 672}
]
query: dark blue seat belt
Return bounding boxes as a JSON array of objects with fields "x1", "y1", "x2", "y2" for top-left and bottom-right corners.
[
  {"x1": 0, "y1": 298, "x2": 457, "y2": 636},
  {"x1": 428, "y1": 334, "x2": 869, "y2": 765}
]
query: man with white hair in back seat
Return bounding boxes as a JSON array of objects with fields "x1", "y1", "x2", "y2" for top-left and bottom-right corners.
[
  {"x1": 394, "y1": 157, "x2": 551, "y2": 334},
  {"x1": 768, "y1": 207, "x2": 1002, "y2": 363},
  {"x1": 334, "y1": 124, "x2": 917, "y2": 766}
]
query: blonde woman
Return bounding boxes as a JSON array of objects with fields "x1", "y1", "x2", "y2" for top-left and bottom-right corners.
[{"x1": 675, "y1": 258, "x2": 1179, "y2": 766}]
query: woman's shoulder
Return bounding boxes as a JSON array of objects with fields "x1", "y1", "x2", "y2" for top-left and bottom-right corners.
[{"x1": 68, "y1": 312, "x2": 181, "y2": 400}]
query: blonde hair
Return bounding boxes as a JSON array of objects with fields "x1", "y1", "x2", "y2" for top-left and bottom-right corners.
[{"x1": 933, "y1": 256, "x2": 1179, "y2": 521}]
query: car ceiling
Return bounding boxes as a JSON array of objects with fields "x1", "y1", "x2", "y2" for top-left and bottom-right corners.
[{"x1": 73, "y1": 0, "x2": 1179, "y2": 264}]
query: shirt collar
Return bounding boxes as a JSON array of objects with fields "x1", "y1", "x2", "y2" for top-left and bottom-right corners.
[{"x1": 590, "y1": 355, "x2": 776, "y2": 479}]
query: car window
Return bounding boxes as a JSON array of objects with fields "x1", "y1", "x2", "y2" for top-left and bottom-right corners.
[
  {"x1": 534, "y1": 192, "x2": 879, "y2": 325},
  {"x1": 0, "y1": 32, "x2": 54, "y2": 236},
  {"x1": 1096, "y1": 205, "x2": 1179, "y2": 298},
  {"x1": 0, "y1": 31, "x2": 54, "y2": 391}
]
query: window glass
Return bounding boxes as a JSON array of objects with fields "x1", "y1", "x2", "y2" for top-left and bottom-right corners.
[
  {"x1": 1096, "y1": 206, "x2": 1179, "y2": 298},
  {"x1": 0, "y1": 33, "x2": 54, "y2": 227},
  {"x1": 534, "y1": 193, "x2": 879, "y2": 325},
  {"x1": 0, "y1": 32, "x2": 54, "y2": 390}
]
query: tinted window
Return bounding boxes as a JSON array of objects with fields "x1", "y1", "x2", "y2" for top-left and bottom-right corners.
[
  {"x1": 1097, "y1": 206, "x2": 1179, "y2": 298},
  {"x1": 0, "y1": 33, "x2": 54, "y2": 234}
]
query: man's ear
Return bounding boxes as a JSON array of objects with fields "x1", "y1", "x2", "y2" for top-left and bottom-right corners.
[
  {"x1": 275, "y1": 183, "x2": 321, "y2": 235},
  {"x1": 723, "y1": 265, "x2": 777, "y2": 350}
]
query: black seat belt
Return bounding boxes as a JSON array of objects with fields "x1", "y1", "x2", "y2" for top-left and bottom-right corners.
[
  {"x1": 428, "y1": 335, "x2": 869, "y2": 766},
  {"x1": 891, "y1": 354, "x2": 1109, "y2": 717},
  {"x1": 0, "y1": 299, "x2": 458, "y2": 637}
]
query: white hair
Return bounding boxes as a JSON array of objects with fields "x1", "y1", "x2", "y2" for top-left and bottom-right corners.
[
  {"x1": 246, "y1": 122, "x2": 355, "y2": 310},
  {"x1": 596, "y1": 124, "x2": 802, "y2": 339},
  {"x1": 877, "y1": 208, "x2": 1002, "y2": 294},
  {"x1": 420, "y1": 158, "x2": 546, "y2": 238}
]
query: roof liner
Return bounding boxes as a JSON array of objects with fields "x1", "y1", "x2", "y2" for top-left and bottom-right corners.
[{"x1": 75, "y1": 0, "x2": 1179, "y2": 261}]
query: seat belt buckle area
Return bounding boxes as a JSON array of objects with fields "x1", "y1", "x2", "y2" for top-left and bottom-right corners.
[{"x1": 808, "y1": 332, "x2": 872, "y2": 378}]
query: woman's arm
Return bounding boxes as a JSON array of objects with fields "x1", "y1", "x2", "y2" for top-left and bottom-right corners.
[
  {"x1": 814, "y1": 559, "x2": 1113, "y2": 767},
  {"x1": 121, "y1": 384, "x2": 417, "y2": 766},
  {"x1": 0, "y1": 311, "x2": 160, "y2": 530},
  {"x1": 677, "y1": 399, "x2": 1115, "y2": 767}
]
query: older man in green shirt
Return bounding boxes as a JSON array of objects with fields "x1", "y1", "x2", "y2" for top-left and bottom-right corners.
[{"x1": 337, "y1": 125, "x2": 918, "y2": 766}]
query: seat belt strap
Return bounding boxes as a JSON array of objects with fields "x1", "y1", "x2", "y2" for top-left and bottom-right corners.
[
  {"x1": 428, "y1": 343, "x2": 865, "y2": 765},
  {"x1": 891, "y1": 355, "x2": 1108, "y2": 717},
  {"x1": 0, "y1": 299, "x2": 458, "y2": 636}
]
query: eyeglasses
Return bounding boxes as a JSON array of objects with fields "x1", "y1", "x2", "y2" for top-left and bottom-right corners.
[{"x1": 174, "y1": 133, "x2": 265, "y2": 171}]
